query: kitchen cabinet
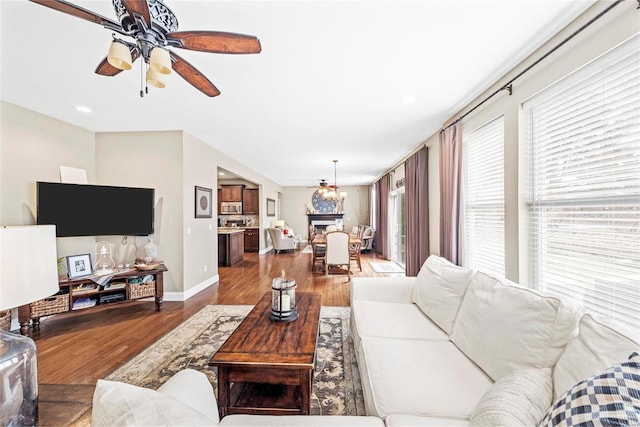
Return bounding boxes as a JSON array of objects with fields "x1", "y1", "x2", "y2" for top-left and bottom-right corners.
[
  {"x1": 220, "y1": 185, "x2": 243, "y2": 202},
  {"x1": 243, "y1": 189, "x2": 259, "y2": 214},
  {"x1": 244, "y1": 228, "x2": 259, "y2": 252},
  {"x1": 218, "y1": 230, "x2": 245, "y2": 266}
]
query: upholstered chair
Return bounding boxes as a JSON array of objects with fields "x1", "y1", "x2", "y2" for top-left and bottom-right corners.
[
  {"x1": 360, "y1": 227, "x2": 375, "y2": 252},
  {"x1": 325, "y1": 231, "x2": 351, "y2": 280},
  {"x1": 267, "y1": 227, "x2": 296, "y2": 254}
]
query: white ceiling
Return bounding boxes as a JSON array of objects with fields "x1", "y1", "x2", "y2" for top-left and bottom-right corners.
[{"x1": 1, "y1": 0, "x2": 594, "y2": 187}]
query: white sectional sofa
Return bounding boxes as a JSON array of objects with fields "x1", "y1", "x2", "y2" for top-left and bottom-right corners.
[
  {"x1": 91, "y1": 255, "x2": 639, "y2": 426},
  {"x1": 351, "y1": 255, "x2": 640, "y2": 426},
  {"x1": 91, "y1": 369, "x2": 384, "y2": 427}
]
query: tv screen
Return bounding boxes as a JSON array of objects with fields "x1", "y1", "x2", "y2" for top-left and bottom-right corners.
[{"x1": 37, "y1": 182, "x2": 155, "y2": 237}]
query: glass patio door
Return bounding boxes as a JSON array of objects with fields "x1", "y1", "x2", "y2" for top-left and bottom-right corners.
[{"x1": 389, "y1": 190, "x2": 406, "y2": 266}]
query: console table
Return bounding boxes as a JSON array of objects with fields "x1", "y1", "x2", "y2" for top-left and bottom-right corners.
[{"x1": 18, "y1": 265, "x2": 166, "y2": 334}]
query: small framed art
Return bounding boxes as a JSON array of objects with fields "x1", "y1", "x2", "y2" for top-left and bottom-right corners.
[
  {"x1": 266, "y1": 198, "x2": 276, "y2": 217},
  {"x1": 67, "y1": 253, "x2": 93, "y2": 279},
  {"x1": 195, "y1": 186, "x2": 213, "y2": 218}
]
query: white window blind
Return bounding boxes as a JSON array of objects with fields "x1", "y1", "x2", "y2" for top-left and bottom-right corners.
[
  {"x1": 462, "y1": 116, "x2": 505, "y2": 278},
  {"x1": 522, "y1": 34, "x2": 640, "y2": 331}
]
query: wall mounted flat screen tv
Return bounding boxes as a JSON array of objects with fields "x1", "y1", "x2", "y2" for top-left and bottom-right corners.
[{"x1": 37, "y1": 182, "x2": 155, "y2": 237}]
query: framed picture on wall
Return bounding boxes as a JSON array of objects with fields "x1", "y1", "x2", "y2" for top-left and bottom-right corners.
[
  {"x1": 195, "y1": 186, "x2": 213, "y2": 218},
  {"x1": 266, "y1": 198, "x2": 276, "y2": 217}
]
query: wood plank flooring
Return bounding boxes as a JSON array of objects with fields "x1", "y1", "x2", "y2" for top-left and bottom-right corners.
[
  {"x1": 29, "y1": 248, "x2": 398, "y2": 385},
  {"x1": 25, "y1": 248, "x2": 400, "y2": 425}
]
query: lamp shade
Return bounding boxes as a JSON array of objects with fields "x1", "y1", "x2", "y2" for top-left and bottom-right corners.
[
  {"x1": 0, "y1": 225, "x2": 59, "y2": 311},
  {"x1": 107, "y1": 41, "x2": 133, "y2": 71},
  {"x1": 146, "y1": 67, "x2": 167, "y2": 88},
  {"x1": 274, "y1": 220, "x2": 285, "y2": 228},
  {"x1": 150, "y1": 47, "x2": 172, "y2": 75}
]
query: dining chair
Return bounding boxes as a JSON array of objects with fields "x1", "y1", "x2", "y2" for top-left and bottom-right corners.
[
  {"x1": 349, "y1": 240, "x2": 362, "y2": 271},
  {"x1": 324, "y1": 231, "x2": 351, "y2": 281}
]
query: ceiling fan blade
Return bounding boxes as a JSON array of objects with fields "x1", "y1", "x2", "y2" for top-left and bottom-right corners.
[
  {"x1": 95, "y1": 48, "x2": 140, "y2": 76},
  {"x1": 170, "y1": 52, "x2": 220, "y2": 97},
  {"x1": 167, "y1": 31, "x2": 261, "y2": 54},
  {"x1": 121, "y1": 0, "x2": 151, "y2": 28},
  {"x1": 29, "y1": 0, "x2": 120, "y2": 27}
]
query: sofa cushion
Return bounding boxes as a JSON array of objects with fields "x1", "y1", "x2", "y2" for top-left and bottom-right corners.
[
  {"x1": 220, "y1": 415, "x2": 385, "y2": 426},
  {"x1": 552, "y1": 313, "x2": 640, "y2": 399},
  {"x1": 540, "y1": 352, "x2": 640, "y2": 427},
  {"x1": 358, "y1": 336, "x2": 493, "y2": 419},
  {"x1": 351, "y1": 301, "x2": 448, "y2": 349},
  {"x1": 411, "y1": 255, "x2": 474, "y2": 334},
  {"x1": 385, "y1": 414, "x2": 469, "y2": 426},
  {"x1": 91, "y1": 378, "x2": 216, "y2": 427},
  {"x1": 451, "y1": 272, "x2": 580, "y2": 381},
  {"x1": 469, "y1": 368, "x2": 552, "y2": 426}
]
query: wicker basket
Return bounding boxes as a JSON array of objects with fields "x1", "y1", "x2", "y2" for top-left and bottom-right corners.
[
  {"x1": 30, "y1": 293, "x2": 70, "y2": 318},
  {"x1": 0, "y1": 310, "x2": 11, "y2": 332},
  {"x1": 129, "y1": 281, "x2": 156, "y2": 300}
]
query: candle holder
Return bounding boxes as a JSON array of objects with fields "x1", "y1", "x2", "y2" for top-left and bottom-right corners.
[{"x1": 270, "y1": 276, "x2": 298, "y2": 322}]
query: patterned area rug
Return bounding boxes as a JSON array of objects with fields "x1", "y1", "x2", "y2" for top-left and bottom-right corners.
[{"x1": 106, "y1": 305, "x2": 365, "y2": 416}]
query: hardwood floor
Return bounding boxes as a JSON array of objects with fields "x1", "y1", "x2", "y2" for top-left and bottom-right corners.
[{"x1": 29, "y1": 249, "x2": 396, "y2": 386}]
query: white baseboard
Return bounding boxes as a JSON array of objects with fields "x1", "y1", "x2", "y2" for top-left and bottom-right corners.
[
  {"x1": 259, "y1": 246, "x2": 273, "y2": 255},
  {"x1": 161, "y1": 274, "x2": 220, "y2": 302}
]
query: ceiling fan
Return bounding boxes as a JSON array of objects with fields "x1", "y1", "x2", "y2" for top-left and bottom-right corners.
[{"x1": 29, "y1": 0, "x2": 261, "y2": 97}]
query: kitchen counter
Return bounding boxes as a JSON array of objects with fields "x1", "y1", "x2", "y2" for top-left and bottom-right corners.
[
  {"x1": 218, "y1": 227, "x2": 246, "y2": 234},
  {"x1": 218, "y1": 230, "x2": 244, "y2": 266}
]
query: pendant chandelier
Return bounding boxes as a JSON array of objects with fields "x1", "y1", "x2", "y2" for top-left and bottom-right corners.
[{"x1": 323, "y1": 160, "x2": 347, "y2": 204}]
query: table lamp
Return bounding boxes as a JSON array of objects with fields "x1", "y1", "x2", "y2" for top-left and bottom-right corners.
[
  {"x1": 0, "y1": 225, "x2": 59, "y2": 426},
  {"x1": 274, "y1": 220, "x2": 285, "y2": 229}
]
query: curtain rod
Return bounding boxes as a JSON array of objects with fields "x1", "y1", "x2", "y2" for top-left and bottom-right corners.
[{"x1": 440, "y1": 0, "x2": 627, "y2": 133}]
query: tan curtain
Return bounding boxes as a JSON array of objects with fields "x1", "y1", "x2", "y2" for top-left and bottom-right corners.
[
  {"x1": 439, "y1": 124, "x2": 463, "y2": 265},
  {"x1": 405, "y1": 147, "x2": 429, "y2": 276},
  {"x1": 375, "y1": 174, "x2": 391, "y2": 259}
]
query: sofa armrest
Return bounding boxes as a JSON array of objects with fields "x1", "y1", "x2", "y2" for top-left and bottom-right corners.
[
  {"x1": 351, "y1": 276, "x2": 416, "y2": 304},
  {"x1": 157, "y1": 369, "x2": 220, "y2": 424}
]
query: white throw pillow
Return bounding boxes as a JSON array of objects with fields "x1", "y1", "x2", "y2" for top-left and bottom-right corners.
[
  {"x1": 411, "y1": 255, "x2": 474, "y2": 334},
  {"x1": 91, "y1": 379, "x2": 216, "y2": 427},
  {"x1": 552, "y1": 313, "x2": 640, "y2": 399},
  {"x1": 451, "y1": 272, "x2": 580, "y2": 381},
  {"x1": 470, "y1": 367, "x2": 553, "y2": 427}
]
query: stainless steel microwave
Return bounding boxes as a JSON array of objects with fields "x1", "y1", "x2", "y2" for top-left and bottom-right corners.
[{"x1": 221, "y1": 202, "x2": 242, "y2": 214}]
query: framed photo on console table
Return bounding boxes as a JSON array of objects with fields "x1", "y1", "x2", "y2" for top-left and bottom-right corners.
[
  {"x1": 195, "y1": 186, "x2": 213, "y2": 218},
  {"x1": 67, "y1": 253, "x2": 92, "y2": 279}
]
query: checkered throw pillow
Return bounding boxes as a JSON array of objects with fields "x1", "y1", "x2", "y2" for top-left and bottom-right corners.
[{"x1": 540, "y1": 352, "x2": 640, "y2": 426}]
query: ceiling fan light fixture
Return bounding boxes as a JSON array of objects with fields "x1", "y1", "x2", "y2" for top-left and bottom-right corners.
[
  {"x1": 107, "y1": 40, "x2": 132, "y2": 71},
  {"x1": 146, "y1": 67, "x2": 167, "y2": 88},
  {"x1": 150, "y1": 47, "x2": 172, "y2": 75}
]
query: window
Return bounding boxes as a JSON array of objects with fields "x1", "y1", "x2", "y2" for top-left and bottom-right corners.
[
  {"x1": 462, "y1": 116, "x2": 505, "y2": 277},
  {"x1": 522, "y1": 35, "x2": 640, "y2": 330}
]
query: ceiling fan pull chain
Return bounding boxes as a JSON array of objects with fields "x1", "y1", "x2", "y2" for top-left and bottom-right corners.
[{"x1": 139, "y1": 59, "x2": 145, "y2": 98}]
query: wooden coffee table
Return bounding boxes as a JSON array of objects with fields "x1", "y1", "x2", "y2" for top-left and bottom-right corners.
[{"x1": 208, "y1": 292, "x2": 322, "y2": 417}]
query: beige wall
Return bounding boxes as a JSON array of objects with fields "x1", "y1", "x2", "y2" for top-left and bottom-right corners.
[
  {"x1": 399, "y1": 1, "x2": 638, "y2": 283},
  {"x1": 182, "y1": 132, "x2": 220, "y2": 296},
  {"x1": 0, "y1": 101, "x2": 97, "y2": 257},
  {"x1": 95, "y1": 131, "x2": 184, "y2": 293},
  {"x1": 0, "y1": 102, "x2": 283, "y2": 300},
  {"x1": 280, "y1": 186, "x2": 370, "y2": 242}
]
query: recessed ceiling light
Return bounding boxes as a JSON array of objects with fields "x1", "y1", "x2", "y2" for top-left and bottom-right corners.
[
  {"x1": 219, "y1": 172, "x2": 225, "y2": 176},
  {"x1": 75, "y1": 105, "x2": 92, "y2": 113}
]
